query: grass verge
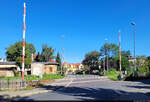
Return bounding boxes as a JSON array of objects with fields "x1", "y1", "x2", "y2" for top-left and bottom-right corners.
[{"x1": 0, "y1": 74, "x2": 64, "y2": 81}]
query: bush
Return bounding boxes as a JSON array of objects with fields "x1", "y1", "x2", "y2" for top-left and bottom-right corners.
[
  {"x1": 106, "y1": 69, "x2": 120, "y2": 81},
  {"x1": 124, "y1": 72, "x2": 150, "y2": 81},
  {"x1": 137, "y1": 67, "x2": 149, "y2": 74},
  {"x1": 0, "y1": 74, "x2": 64, "y2": 81},
  {"x1": 42, "y1": 74, "x2": 64, "y2": 80},
  {"x1": 25, "y1": 75, "x2": 39, "y2": 81},
  {"x1": 0, "y1": 76, "x2": 20, "y2": 80},
  {"x1": 99, "y1": 71, "x2": 104, "y2": 76}
]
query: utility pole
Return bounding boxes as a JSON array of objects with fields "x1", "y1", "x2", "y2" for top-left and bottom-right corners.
[
  {"x1": 131, "y1": 22, "x2": 136, "y2": 76},
  {"x1": 119, "y1": 30, "x2": 122, "y2": 76},
  {"x1": 22, "y1": 2, "x2": 26, "y2": 80}
]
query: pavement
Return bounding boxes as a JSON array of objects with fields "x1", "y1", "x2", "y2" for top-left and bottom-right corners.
[{"x1": 2, "y1": 74, "x2": 150, "y2": 101}]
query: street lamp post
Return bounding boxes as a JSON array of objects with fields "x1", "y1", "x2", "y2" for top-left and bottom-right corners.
[
  {"x1": 103, "y1": 54, "x2": 106, "y2": 75},
  {"x1": 105, "y1": 38, "x2": 109, "y2": 71},
  {"x1": 131, "y1": 22, "x2": 136, "y2": 76},
  {"x1": 61, "y1": 35, "x2": 65, "y2": 75}
]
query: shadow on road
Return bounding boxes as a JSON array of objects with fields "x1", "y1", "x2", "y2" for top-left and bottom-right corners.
[
  {"x1": 133, "y1": 79, "x2": 150, "y2": 85},
  {"x1": 126, "y1": 85, "x2": 150, "y2": 89},
  {"x1": 11, "y1": 84, "x2": 150, "y2": 101}
]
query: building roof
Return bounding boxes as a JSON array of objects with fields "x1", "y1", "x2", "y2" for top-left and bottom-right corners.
[
  {"x1": 32, "y1": 62, "x2": 59, "y2": 65},
  {"x1": 0, "y1": 62, "x2": 17, "y2": 68},
  {"x1": 0, "y1": 62, "x2": 16, "y2": 65},
  {"x1": 49, "y1": 59, "x2": 56, "y2": 62}
]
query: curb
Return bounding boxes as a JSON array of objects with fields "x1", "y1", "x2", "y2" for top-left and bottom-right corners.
[{"x1": 3, "y1": 90, "x2": 50, "y2": 99}]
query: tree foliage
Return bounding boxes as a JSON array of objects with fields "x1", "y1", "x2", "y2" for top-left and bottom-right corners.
[
  {"x1": 100, "y1": 43, "x2": 131, "y2": 71},
  {"x1": 35, "y1": 52, "x2": 41, "y2": 62},
  {"x1": 6, "y1": 41, "x2": 36, "y2": 68},
  {"x1": 100, "y1": 43, "x2": 119, "y2": 58},
  {"x1": 56, "y1": 52, "x2": 61, "y2": 71},
  {"x1": 136, "y1": 56, "x2": 149, "y2": 74},
  {"x1": 121, "y1": 50, "x2": 131, "y2": 57},
  {"x1": 39, "y1": 45, "x2": 54, "y2": 62},
  {"x1": 82, "y1": 51, "x2": 101, "y2": 71},
  {"x1": 116, "y1": 56, "x2": 129, "y2": 71}
]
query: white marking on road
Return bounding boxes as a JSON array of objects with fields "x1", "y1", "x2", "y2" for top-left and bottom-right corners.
[
  {"x1": 114, "y1": 90, "x2": 123, "y2": 95},
  {"x1": 52, "y1": 79, "x2": 109, "y2": 86},
  {"x1": 114, "y1": 90, "x2": 129, "y2": 95},
  {"x1": 71, "y1": 79, "x2": 108, "y2": 84},
  {"x1": 65, "y1": 79, "x2": 73, "y2": 87}
]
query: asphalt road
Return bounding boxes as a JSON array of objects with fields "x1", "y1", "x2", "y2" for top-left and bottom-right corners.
[{"x1": 13, "y1": 75, "x2": 150, "y2": 101}]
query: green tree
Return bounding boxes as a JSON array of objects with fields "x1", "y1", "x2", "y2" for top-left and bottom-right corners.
[
  {"x1": 6, "y1": 41, "x2": 36, "y2": 68},
  {"x1": 136, "y1": 56, "x2": 149, "y2": 74},
  {"x1": 148, "y1": 56, "x2": 150, "y2": 71},
  {"x1": 100, "y1": 43, "x2": 119, "y2": 58},
  {"x1": 121, "y1": 50, "x2": 131, "y2": 57},
  {"x1": 40, "y1": 45, "x2": 54, "y2": 62},
  {"x1": 83, "y1": 51, "x2": 101, "y2": 72},
  {"x1": 116, "y1": 56, "x2": 129, "y2": 71},
  {"x1": 35, "y1": 52, "x2": 41, "y2": 62},
  {"x1": 56, "y1": 52, "x2": 61, "y2": 71}
]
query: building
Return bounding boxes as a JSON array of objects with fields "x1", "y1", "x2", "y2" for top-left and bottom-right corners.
[
  {"x1": 62, "y1": 62, "x2": 84, "y2": 73},
  {"x1": 0, "y1": 58, "x2": 7, "y2": 62},
  {"x1": 0, "y1": 62, "x2": 20, "y2": 77},
  {"x1": 127, "y1": 56, "x2": 136, "y2": 63},
  {"x1": 31, "y1": 62, "x2": 58, "y2": 76}
]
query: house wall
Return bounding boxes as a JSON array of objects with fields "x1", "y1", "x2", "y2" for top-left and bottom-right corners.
[
  {"x1": 31, "y1": 63, "x2": 57, "y2": 76},
  {"x1": 31, "y1": 63, "x2": 44, "y2": 76},
  {"x1": 0, "y1": 69, "x2": 14, "y2": 77},
  {"x1": 79, "y1": 64, "x2": 84, "y2": 70},
  {"x1": 44, "y1": 65, "x2": 57, "y2": 74},
  {"x1": 0, "y1": 64, "x2": 18, "y2": 77}
]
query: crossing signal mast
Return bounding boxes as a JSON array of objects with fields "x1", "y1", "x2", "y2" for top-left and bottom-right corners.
[{"x1": 22, "y1": 2, "x2": 26, "y2": 80}]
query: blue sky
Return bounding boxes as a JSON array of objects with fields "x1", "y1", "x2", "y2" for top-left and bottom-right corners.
[{"x1": 0, "y1": 0, "x2": 150, "y2": 63}]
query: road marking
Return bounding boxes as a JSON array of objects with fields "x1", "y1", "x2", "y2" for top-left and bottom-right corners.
[
  {"x1": 114, "y1": 90, "x2": 123, "y2": 95},
  {"x1": 52, "y1": 79, "x2": 109, "y2": 86},
  {"x1": 65, "y1": 78, "x2": 73, "y2": 87},
  {"x1": 71, "y1": 79, "x2": 107, "y2": 84}
]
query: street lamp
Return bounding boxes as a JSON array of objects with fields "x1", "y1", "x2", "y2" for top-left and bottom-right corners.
[{"x1": 131, "y1": 22, "x2": 136, "y2": 75}]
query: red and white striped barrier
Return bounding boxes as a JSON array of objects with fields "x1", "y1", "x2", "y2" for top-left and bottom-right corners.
[{"x1": 22, "y1": 3, "x2": 26, "y2": 80}]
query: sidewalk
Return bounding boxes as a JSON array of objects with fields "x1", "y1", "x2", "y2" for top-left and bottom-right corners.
[{"x1": 0, "y1": 88, "x2": 50, "y2": 99}]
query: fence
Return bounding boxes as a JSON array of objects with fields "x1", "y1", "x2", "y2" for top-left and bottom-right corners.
[{"x1": 0, "y1": 79, "x2": 26, "y2": 90}]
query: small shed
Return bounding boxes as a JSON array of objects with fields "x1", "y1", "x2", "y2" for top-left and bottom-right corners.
[
  {"x1": 0, "y1": 62, "x2": 19, "y2": 77},
  {"x1": 31, "y1": 62, "x2": 58, "y2": 76}
]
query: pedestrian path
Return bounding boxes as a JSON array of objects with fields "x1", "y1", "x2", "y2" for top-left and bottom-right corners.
[{"x1": 0, "y1": 88, "x2": 49, "y2": 99}]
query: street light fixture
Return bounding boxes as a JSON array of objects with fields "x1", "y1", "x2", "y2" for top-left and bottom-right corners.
[{"x1": 131, "y1": 22, "x2": 136, "y2": 76}]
